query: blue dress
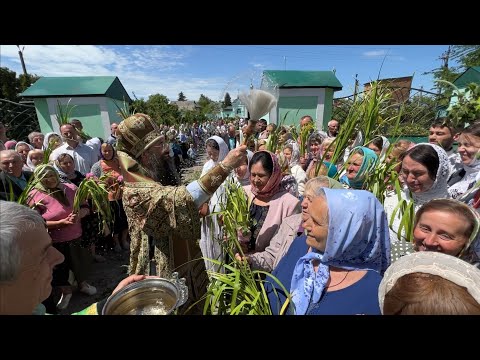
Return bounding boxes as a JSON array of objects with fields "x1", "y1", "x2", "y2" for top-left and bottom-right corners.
[{"x1": 266, "y1": 236, "x2": 382, "y2": 315}]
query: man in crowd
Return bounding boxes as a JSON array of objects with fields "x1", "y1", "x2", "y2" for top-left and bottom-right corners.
[
  {"x1": 429, "y1": 118, "x2": 462, "y2": 176},
  {"x1": 0, "y1": 150, "x2": 33, "y2": 201},
  {"x1": 300, "y1": 115, "x2": 314, "y2": 129},
  {"x1": 327, "y1": 119, "x2": 339, "y2": 138},
  {"x1": 50, "y1": 123, "x2": 97, "y2": 175},
  {"x1": 27, "y1": 132, "x2": 45, "y2": 150},
  {"x1": 116, "y1": 113, "x2": 247, "y2": 312},
  {"x1": 0, "y1": 201, "x2": 146, "y2": 315},
  {"x1": 106, "y1": 123, "x2": 119, "y2": 146}
]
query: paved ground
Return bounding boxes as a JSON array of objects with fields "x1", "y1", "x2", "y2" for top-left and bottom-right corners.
[{"x1": 63, "y1": 149, "x2": 207, "y2": 314}]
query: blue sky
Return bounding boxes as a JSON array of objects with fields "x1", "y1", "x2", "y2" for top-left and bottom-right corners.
[{"x1": 1, "y1": 45, "x2": 450, "y2": 102}]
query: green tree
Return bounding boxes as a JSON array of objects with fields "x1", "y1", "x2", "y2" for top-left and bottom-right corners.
[
  {"x1": 131, "y1": 98, "x2": 148, "y2": 114},
  {"x1": 223, "y1": 92, "x2": 232, "y2": 108},
  {"x1": 426, "y1": 45, "x2": 480, "y2": 106},
  {"x1": 177, "y1": 92, "x2": 187, "y2": 101},
  {"x1": 0, "y1": 67, "x2": 40, "y2": 142},
  {"x1": 447, "y1": 83, "x2": 480, "y2": 128},
  {"x1": 0, "y1": 67, "x2": 20, "y2": 100},
  {"x1": 451, "y1": 45, "x2": 480, "y2": 68},
  {"x1": 145, "y1": 94, "x2": 180, "y2": 126},
  {"x1": 198, "y1": 94, "x2": 221, "y2": 117}
]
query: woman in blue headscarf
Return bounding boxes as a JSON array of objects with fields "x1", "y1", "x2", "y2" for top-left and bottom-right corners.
[
  {"x1": 267, "y1": 188, "x2": 391, "y2": 315},
  {"x1": 340, "y1": 146, "x2": 378, "y2": 190}
]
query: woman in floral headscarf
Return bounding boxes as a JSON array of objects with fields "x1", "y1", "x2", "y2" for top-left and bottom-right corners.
[
  {"x1": 386, "y1": 143, "x2": 451, "y2": 259},
  {"x1": 448, "y1": 122, "x2": 480, "y2": 199},
  {"x1": 241, "y1": 151, "x2": 301, "y2": 255},
  {"x1": 267, "y1": 188, "x2": 390, "y2": 315}
]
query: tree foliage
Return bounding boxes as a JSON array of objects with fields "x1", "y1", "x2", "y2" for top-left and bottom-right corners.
[
  {"x1": 198, "y1": 94, "x2": 221, "y2": 117},
  {"x1": 0, "y1": 67, "x2": 40, "y2": 141},
  {"x1": 447, "y1": 83, "x2": 480, "y2": 128},
  {"x1": 223, "y1": 92, "x2": 232, "y2": 108},
  {"x1": 427, "y1": 45, "x2": 480, "y2": 105},
  {"x1": 178, "y1": 91, "x2": 187, "y2": 101},
  {"x1": 144, "y1": 94, "x2": 180, "y2": 126}
]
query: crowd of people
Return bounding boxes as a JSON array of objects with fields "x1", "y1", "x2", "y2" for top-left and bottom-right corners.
[{"x1": 1, "y1": 112, "x2": 480, "y2": 315}]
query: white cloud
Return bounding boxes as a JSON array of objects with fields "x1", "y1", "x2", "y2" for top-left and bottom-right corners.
[
  {"x1": 363, "y1": 50, "x2": 388, "y2": 57},
  {"x1": 0, "y1": 45, "x2": 239, "y2": 102}
]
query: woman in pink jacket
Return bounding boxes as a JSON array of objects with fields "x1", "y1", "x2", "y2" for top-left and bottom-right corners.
[
  {"x1": 241, "y1": 151, "x2": 301, "y2": 255},
  {"x1": 28, "y1": 165, "x2": 96, "y2": 313}
]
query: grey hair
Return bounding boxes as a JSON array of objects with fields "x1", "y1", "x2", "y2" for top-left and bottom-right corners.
[
  {"x1": 0, "y1": 201, "x2": 46, "y2": 282},
  {"x1": 304, "y1": 176, "x2": 329, "y2": 197},
  {"x1": 27, "y1": 131, "x2": 44, "y2": 144},
  {"x1": 0, "y1": 150, "x2": 22, "y2": 161}
]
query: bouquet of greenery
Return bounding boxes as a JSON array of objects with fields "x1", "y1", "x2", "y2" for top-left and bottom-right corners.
[
  {"x1": 196, "y1": 179, "x2": 291, "y2": 315},
  {"x1": 73, "y1": 173, "x2": 112, "y2": 234}
]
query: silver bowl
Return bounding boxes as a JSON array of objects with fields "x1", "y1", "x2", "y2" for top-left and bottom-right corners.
[{"x1": 102, "y1": 273, "x2": 188, "y2": 315}]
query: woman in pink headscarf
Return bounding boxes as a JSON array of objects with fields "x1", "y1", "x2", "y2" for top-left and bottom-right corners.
[{"x1": 241, "y1": 151, "x2": 301, "y2": 255}]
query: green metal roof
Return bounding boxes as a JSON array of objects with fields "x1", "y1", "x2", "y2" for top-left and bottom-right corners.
[
  {"x1": 453, "y1": 67, "x2": 480, "y2": 89},
  {"x1": 262, "y1": 70, "x2": 342, "y2": 90},
  {"x1": 20, "y1": 76, "x2": 131, "y2": 102}
]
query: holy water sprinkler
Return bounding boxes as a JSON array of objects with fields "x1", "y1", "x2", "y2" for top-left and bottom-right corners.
[{"x1": 239, "y1": 89, "x2": 277, "y2": 145}]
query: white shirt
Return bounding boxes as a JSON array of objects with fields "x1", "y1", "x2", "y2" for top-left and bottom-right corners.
[{"x1": 50, "y1": 142, "x2": 97, "y2": 175}]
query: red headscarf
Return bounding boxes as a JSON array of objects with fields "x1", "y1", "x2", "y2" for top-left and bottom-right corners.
[{"x1": 250, "y1": 151, "x2": 282, "y2": 198}]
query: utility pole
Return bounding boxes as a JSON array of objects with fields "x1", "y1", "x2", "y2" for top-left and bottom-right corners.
[
  {"x1": 437, "y1": 45, "x2": 451, "y2": 96},
  {"x1": 353, "y1": 74, "x2": 359, "y2": 102},
  {"x1": 16, "y1": 45, "x2": 28, "y2": 76}
]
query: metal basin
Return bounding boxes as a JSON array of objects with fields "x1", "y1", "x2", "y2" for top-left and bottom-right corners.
[{"x1": 102, "y1": 273, "x2": 188, "y2": 315}]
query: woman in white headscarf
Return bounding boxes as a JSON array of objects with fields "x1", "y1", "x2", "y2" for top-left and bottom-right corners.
[
  {"x1": 379, "y1": 251, "x2": 480, "y2": 314},
  {"x1": 448, "y1": 122, "x2": 480, "y2": 199},
  {"x1": 199, "y1": 136, "x2": 230, "y2": 272},
  {"x1": 385, "y1": 143, "x2": 450, "y2": 256},
  {"x1": 367, "y1": 136, "x2": 391, "y2": 162},
  {"x1": 15, "y1": 141, "x2": 34, "y2": 171},
  {"x1": 283, "y1": 142, "x2": 307, "y2": 196},
  {"x1": 42, "y1": 132, "x2": 63, "y2": 151}
]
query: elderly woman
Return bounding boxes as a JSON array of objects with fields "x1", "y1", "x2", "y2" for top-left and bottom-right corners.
[
  {"x1": 390, "y1": 199, "x2": 480, "y2": 267},
  {"x1": 26, "y1": 149, "x2": 44, "y2": 171},
  {"x1": 238, "y1": 176, "x2": 343, "y2": 272},
  {"x1": 199, "y1": 136, "x2": 230, "y2": 272},
  {"x1": 339, "y1": 146, "x2": 378, "y2": 189},
  {"x1": 283, "y1": 143, "x2": 307, "y2": 196},
  {"x1": 242, "y1": 151, "x2": 301, "y2": 255},
  {"x1": 27, "y1": 165, "x2": 96, "y2": 313},
  {"x1": 15, "y1": 141, "x2": 34, "y2": 171},
  {"x1": 379, "y1": 252, "x2": 480, "y2": 315},
  {"x1": 54, "y1": 153, "x2": 104, "y2": 262},
  {"x1": 42, "y1": 132, "x2": 63, "y2": 151},
  {"x1": 267, "y1": 188, "x2": 391, "y2": 315}
]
